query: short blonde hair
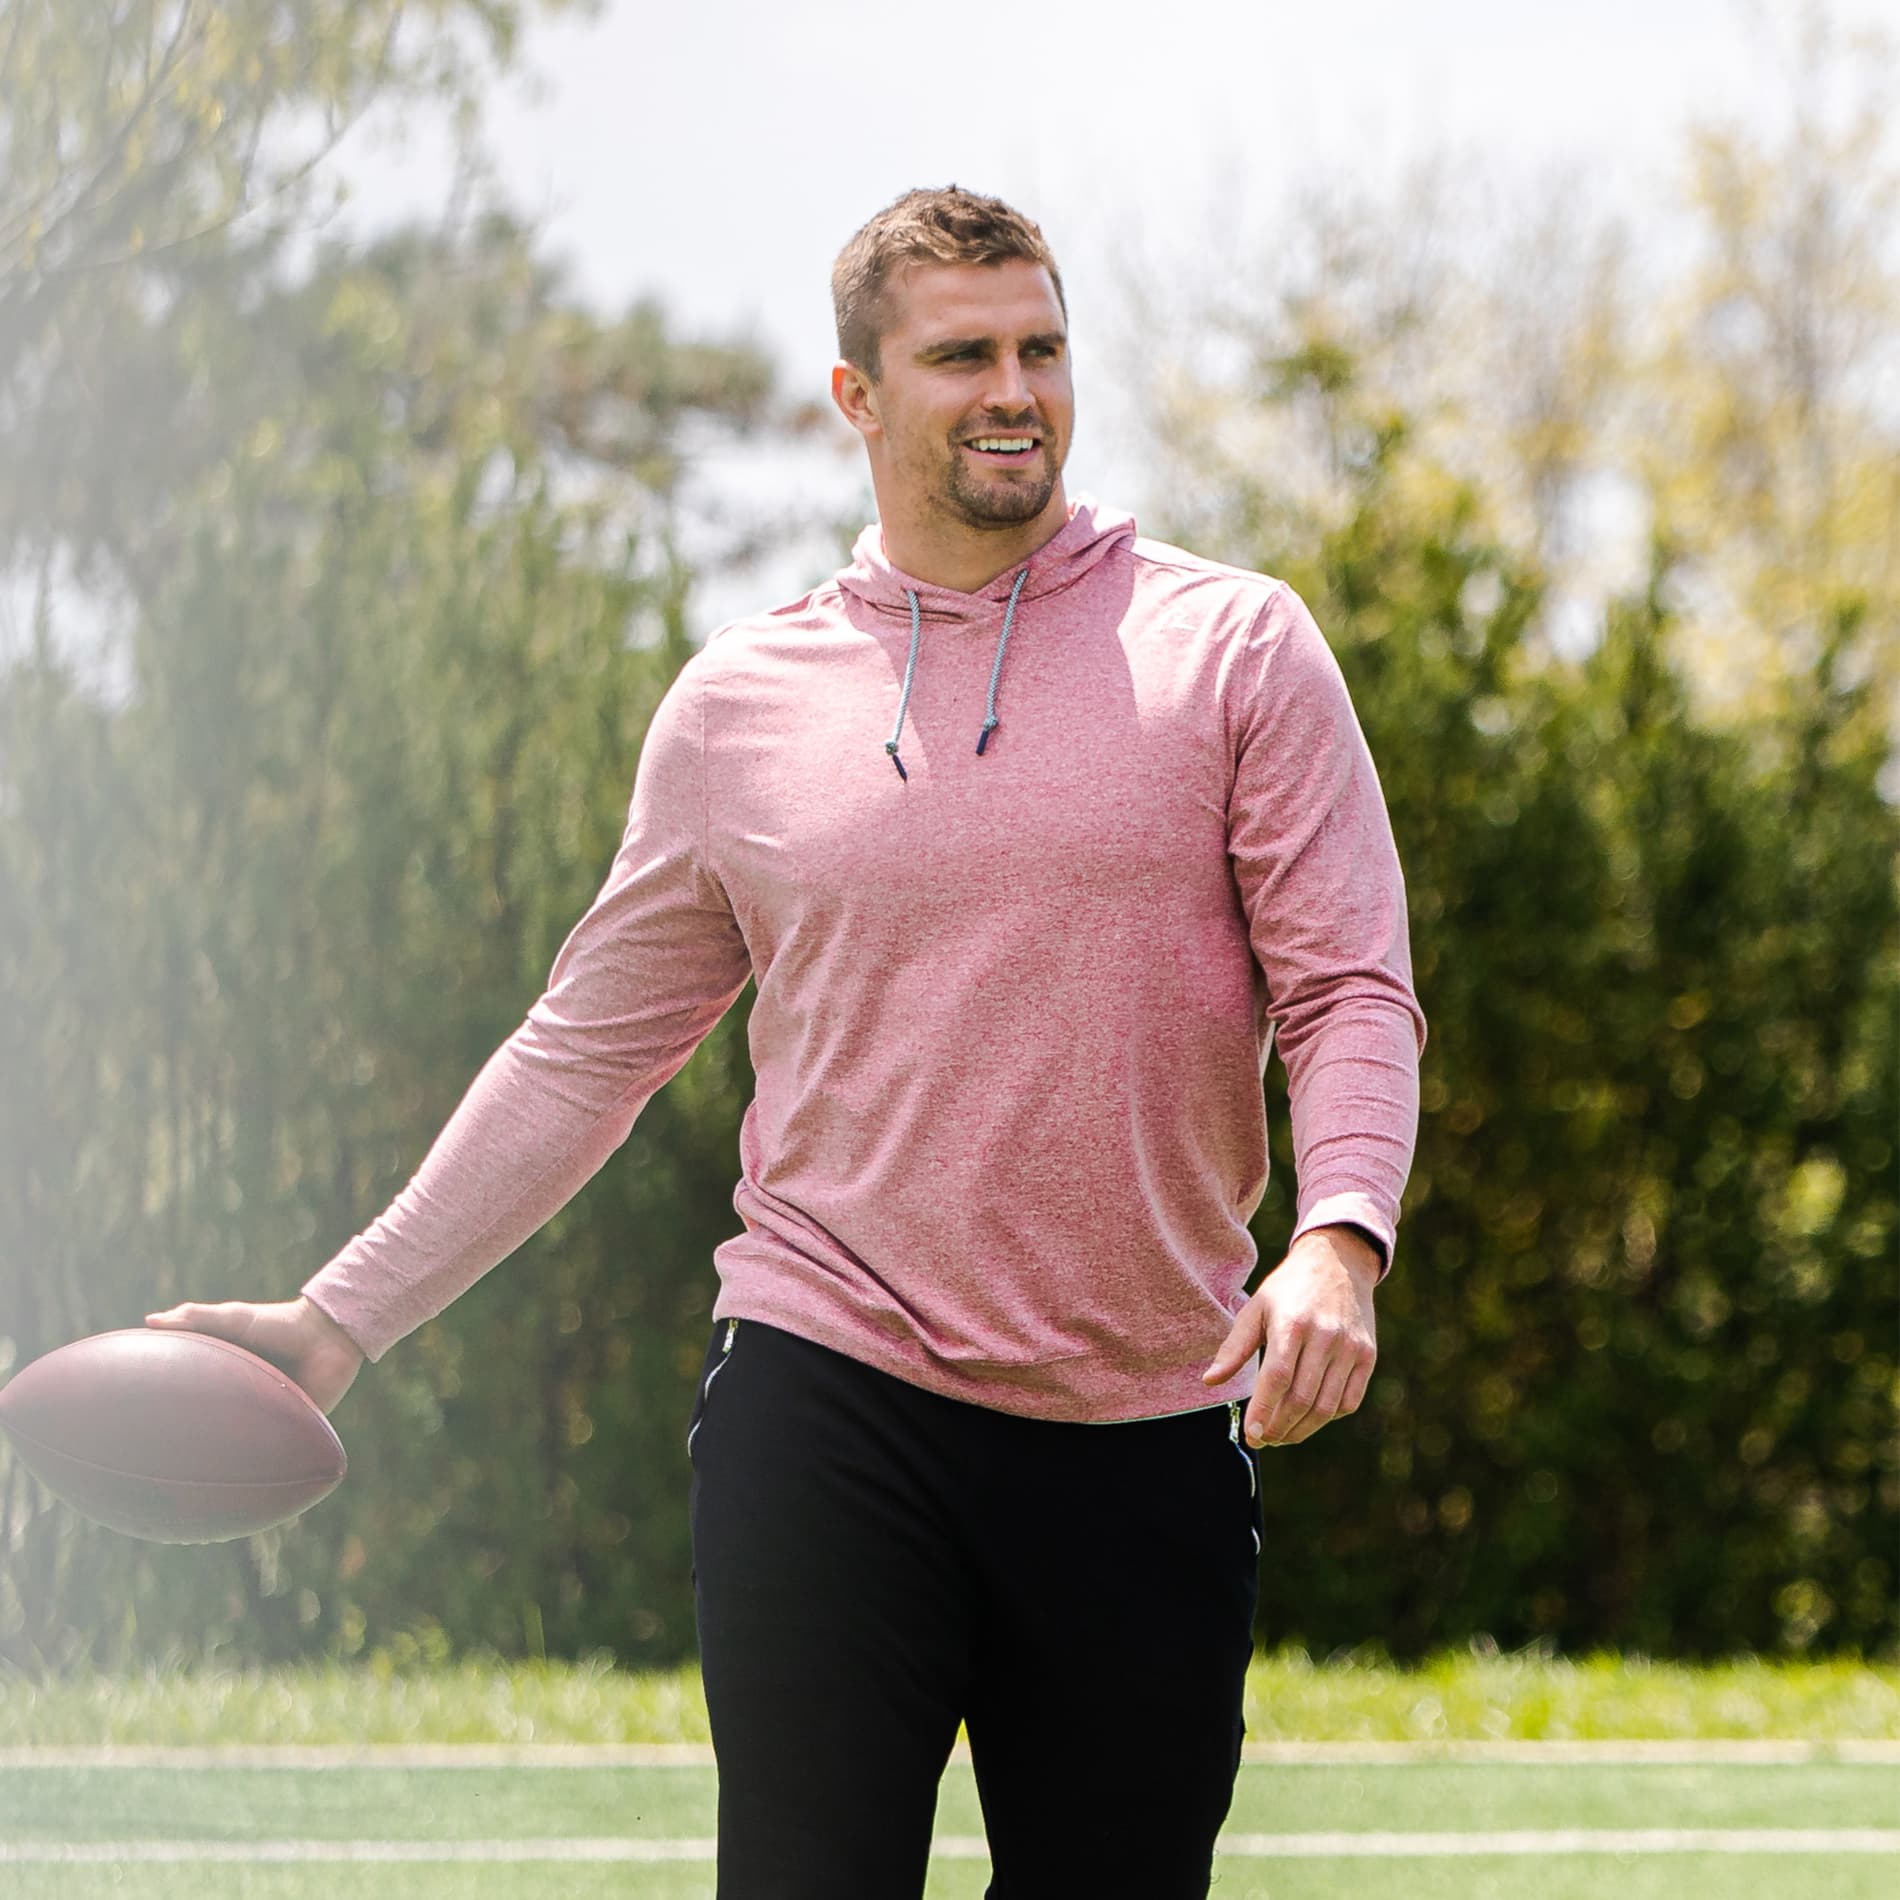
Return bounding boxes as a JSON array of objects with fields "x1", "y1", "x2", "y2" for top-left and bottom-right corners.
[{"x1": 832, "y1": 186, "x2": 1066, "y2": 380}]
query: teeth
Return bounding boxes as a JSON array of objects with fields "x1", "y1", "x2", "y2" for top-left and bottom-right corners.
[{"x1": 971, "y1": 438, "x2": 1034, "y2": 452}]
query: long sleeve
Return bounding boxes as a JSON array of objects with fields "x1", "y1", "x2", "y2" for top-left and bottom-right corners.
[
  {"x1": 1226, "y1": 584, "x2": 1427, "y2": 1275},
  {"x1": 302, "y1": 660, "x2": 754, "y2": 1360}
]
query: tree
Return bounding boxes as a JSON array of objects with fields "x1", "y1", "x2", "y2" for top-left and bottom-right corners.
[
  {"x1": 1127, "y1": 9, "x2": 1900, "y2": 733},
  {"x1": 0, "y1": 1, "x2": 777, "y2": 1672},
  {"x1": 1634, "y1": 6, "x2": 1900, "y2": 734},
  {"x1": 1121, "y1": 16, "x2": 1897, "y2": 1656},
  {"x1": 0, "y1": 3, "x2": 599, "y2": 566}
]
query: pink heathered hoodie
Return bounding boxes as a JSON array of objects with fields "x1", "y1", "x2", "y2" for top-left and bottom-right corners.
[{"x1": 303, "y1": 499, "x2": 1426, "y2": 1421}]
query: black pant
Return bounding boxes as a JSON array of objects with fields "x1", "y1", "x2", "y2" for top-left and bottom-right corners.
[{"x1": 687, "y1": 1318, "x2": 1261, "y2": 1899}]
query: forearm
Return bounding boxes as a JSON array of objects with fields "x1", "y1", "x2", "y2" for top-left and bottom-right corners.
[
  {"x1": 302, "y1": 1016, "x2": 671, "y2": 1360},
  {"x1": 1278, "y1": 988, "x2": 1423, "y2": 1277},
  {"x1": 305, "y1": 659, "x2": 753, "y2": 1362},
  {"x1": 1226, "y1": 583, "x2": 1426, "y2": 1276}
]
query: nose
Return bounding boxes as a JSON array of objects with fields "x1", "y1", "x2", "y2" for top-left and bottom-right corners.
[{"x1": 982, "y1": 348, "x2": 1033, "y2": 414}]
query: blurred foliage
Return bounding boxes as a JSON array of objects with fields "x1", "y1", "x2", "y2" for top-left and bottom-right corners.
[
  {"x1": 0, "y1": 0, "x2": 598, "y2": 564},
  {"x1": 1641, "y1": 8, "x2": 1900, "y2": 723},
  {"x1": 1, "y1": 2, "x2": 1894, "y2": 1675},
  {"x1": 1234, "y1": 431, "x2": 1897, "y2": 1660},
  {"x1": 1137, "y1": 10, "x2": 1898, "y2": 744},
  {"x1": 1136, "y1": 10, "x2": 1897, "y2": 1664},
  {"x1": 0, "y1": 207, "x2": 771, "y2": 1669},
  {"x1": 0, "y1": 0, "x2": 768, "y2": 1673}
]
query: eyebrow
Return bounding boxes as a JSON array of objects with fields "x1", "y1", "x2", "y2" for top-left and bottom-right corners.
[{"x1": 915, "y1": 330, "x2": 1068, "y2": 363}]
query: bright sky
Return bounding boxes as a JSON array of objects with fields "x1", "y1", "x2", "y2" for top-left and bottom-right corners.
[
  {"x1": 328, "y1": 0, "x2": 1890, "y2": 608},
  {"x1": 344, "y1": 0, "x2": 1886, "y2": 378}
]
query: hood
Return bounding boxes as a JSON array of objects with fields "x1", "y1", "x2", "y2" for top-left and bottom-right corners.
[
  {"x1": 837, "y1": 495, "x2": 1137, "y2": 620},
  {"x1": 836, "y1": 498, "x2": 1139, "y2": 781}
]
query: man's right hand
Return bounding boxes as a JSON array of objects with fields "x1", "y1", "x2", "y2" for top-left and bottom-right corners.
[{"x1": 145, "y1": 1295, "x2": 364, "y2": 1415}]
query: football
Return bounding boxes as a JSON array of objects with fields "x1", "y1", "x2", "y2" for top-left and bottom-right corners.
[{"x1": 0, "y1": 1328, "x2": 346, "y2": 1543}]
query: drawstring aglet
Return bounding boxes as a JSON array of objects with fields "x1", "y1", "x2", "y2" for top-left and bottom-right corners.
[
  {"x1": 884, "y1": 740, "x2": 908, "y2": 781},
  {"x1": 976, "y1": 717, "x2": 998, "y2": 756}
]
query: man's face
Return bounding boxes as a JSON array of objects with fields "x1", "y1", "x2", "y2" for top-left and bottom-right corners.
[{"x1": 851, "y1": 259, "x2": 1074, "y2": 540}]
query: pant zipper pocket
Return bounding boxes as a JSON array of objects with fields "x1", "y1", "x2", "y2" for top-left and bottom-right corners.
[
  {"x1": 687, "y1": 1318, "x2": 739, "y2": 1460},
  {"x1": 1229, "y1": 1400, "x2": 1261, "y2": 1555}
]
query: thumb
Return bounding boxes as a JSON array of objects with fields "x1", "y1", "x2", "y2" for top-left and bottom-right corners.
[{"x1": 1203, "y1": 1297, "x2": 1263, "y2": 1384}]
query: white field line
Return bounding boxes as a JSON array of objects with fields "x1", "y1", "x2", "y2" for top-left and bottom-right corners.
[
  {"x1": 1240, "y1": 1740, "x2": 1900, "y2": 1765},
  {"x1": 3, "y1": 1739, "x2": 1897, "y2": 1768},
  {"x1": 1216, "y1": 1829, "x2": 1900, "y2": 1858},
  {"x1": 3, "y1": 1830, "x2": 1900, "y2": 1864}
]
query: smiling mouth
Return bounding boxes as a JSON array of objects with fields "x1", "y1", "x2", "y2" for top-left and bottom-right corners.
[{"x1": 965, "y1": 436, "x2": 1040, "y2": 458}]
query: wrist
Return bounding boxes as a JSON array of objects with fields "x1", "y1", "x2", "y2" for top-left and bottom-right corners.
[
  {"x1": 296, "y1": 1294, "x2": 365, "y2": 1360},
  {"x1": 1297, "y1": 1223, "x2": 1383, "y2": 1283}
]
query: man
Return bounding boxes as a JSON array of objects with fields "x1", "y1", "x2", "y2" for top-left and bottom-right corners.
[{"x1": 150, "y1": 186, "x2": 1425, "y2": 1897}]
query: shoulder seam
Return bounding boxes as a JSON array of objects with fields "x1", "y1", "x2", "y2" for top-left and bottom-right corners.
[
  {"x1": 700, "y1": 576, "x2": 849, "y2": 648},
  {"x1": 1129, "y1": 537, "x2": 1287, "y2": 596}
]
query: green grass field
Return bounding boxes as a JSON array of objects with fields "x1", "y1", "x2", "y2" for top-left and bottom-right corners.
[{"x1": 3, "y1": 1654, "x2": 1896, "y2": 1897}]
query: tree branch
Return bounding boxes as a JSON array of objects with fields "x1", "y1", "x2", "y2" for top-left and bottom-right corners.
[{"x1": 0, "y1": 0, "x2": 207, "y2": 262}]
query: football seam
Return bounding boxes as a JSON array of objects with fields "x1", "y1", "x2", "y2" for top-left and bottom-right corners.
[
  {"x1": 0, "y1": 1423, "x2": 341, "y2": 1490},
  {"x1": 148, "y1": 1334, "x2": 326, "y2": 1406}
]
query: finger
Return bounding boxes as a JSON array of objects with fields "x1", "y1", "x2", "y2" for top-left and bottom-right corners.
[
  {"x1": 144, "y1": 1303, "x2": 203, "y2": 1327},
  {"x1": 1245, "y1": 1322, "x2": 1306, "y2": 1445},
  {"x1": 1202, "y1": 1302, "x2": 1262, "y2": 1384},
  {"x1": 1259, "y1": 1321, "x2": 1348, "y2": 1445},
  {"x1": 1340, "y1": 1353, "x2": 1374, "y2": 1417},
  {"x1": 144, "y1": 1301, "x2": 257, "y2": 1346},
  {"x1": 146, "y1": 1301, "x2": 211, "y2": 1328},
  {"x1": 1286, "y1": 1345, "x2": 1379, "y2": 1445},
  {"x1": 1259, "y1": 1340, "x2": 1326, "y2": 1445},
  {"x1": 1279, "y1": 1348, "x2": 1358, "y2": 1445},
  {"x1": 1309, "y1": 1349, "x2": 1356, "y2": 1421}
]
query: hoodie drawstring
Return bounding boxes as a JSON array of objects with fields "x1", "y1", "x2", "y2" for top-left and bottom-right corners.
[
  {"x1": 978, "y1": 566, "x2": 1030, "y2": 755},
  {"x1": 884, "y1": 590, "x2": 924, "y2": 781},
  {"x1": 885, "y1": 565, "x2": 1030, "y2": 781}
]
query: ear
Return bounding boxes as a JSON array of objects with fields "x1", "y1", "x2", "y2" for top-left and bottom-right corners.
[{"x1": 831, "y1": 359, "x2": 883, "y2": 441}]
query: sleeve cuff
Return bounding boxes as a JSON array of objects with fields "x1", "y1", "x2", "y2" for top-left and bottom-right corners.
[
  {"x1": 1289, "y1": 1192, "x2": 1397, "y2": 1282},
  {"x1": 301, "y1": 1277, "x2": 388, "y2": 1364}
]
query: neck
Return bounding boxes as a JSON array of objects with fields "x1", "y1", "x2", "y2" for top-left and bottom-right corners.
[{"x1": 877, "y1": 486, "x2": 1071, "y2": 593}]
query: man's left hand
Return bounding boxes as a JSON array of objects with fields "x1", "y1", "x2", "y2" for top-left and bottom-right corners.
[{"x1": 1201, "y1": 1226, "x2": 1380, "y2": 1447}]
